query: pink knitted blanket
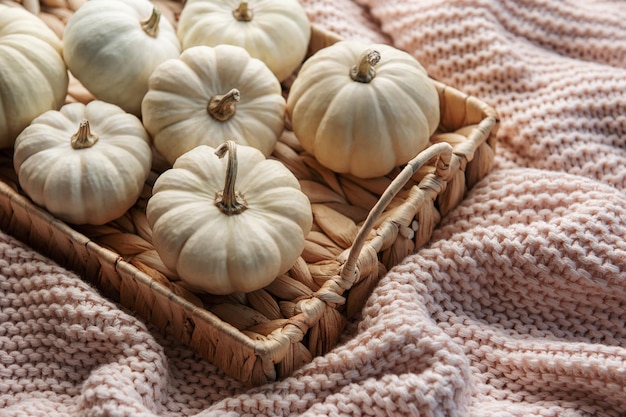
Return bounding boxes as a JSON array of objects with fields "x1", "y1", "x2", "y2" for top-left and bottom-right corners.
[{"x1": 2, "y1": 0, "x2": 625, "y2": 416}]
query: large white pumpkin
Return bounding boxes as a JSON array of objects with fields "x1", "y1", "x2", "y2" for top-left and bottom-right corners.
[
  {"x1": 13, "y1": 100, "x2": 152, "y2": 225},
  {"x1": 142, "y1": 44, "x2": 285, "y2": 165},
  {"x1": 147, "y1": 141, "x2": 312, "y2": 295},
  {"x1": 62, "y1": 0, "x2": 181, "y2": 116},
  {"x1": 287, "y1": 40, "x2": 441, "y2": 178},
  {"x1": 0, "y1": 4, "x2": 68, "y2": 149},
  {"x1": 177, "y1": 0, "x2": 311, "y2": 82}
]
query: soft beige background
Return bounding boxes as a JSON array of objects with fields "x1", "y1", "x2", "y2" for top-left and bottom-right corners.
[{"x1": 1, "y1": 0, "x2": 625, "y2": 416}]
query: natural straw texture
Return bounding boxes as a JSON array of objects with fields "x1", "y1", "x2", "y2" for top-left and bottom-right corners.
[
  {"x1": 0, "y1": 0, "x2": 498, "y2": 386},
  {"x1": 1, "y1": 0, "x2": 625, "y2": 416}
]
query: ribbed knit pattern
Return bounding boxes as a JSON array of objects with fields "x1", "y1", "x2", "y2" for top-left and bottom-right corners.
[{"x1": 1, "y1": 0, "x2": 625, "y2": 416}]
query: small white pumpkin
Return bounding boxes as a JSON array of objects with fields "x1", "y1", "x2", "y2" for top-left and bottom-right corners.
[
  {"x1": 62, "y1": 0, "x2": 181, "y2": 116},
  {"x1": 0, "y1": 4, "x2": 68, "y2": 149},
  {"x1": 142, "y1": 44, "x2": 285, "y2": 165},
  {"x1": 177, "y1": 0, "x2": 311, "y2": 82},
  {"x1": 13, "y1": 100, "x2": 152, "y2": 225},
  {"x1": 146, "y1": 141, "x2": 313, "y2": 295},
  {"x1": 287, "y1": 40, "x2": 441, "y2": 179}
]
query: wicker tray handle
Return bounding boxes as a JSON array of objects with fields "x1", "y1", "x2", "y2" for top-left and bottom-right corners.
[
  {"x1": 291, "y1": 142, "x2": 454, "y2": 334},
  {"x1": 341, "y1": 142, "x2": 453, "y2": 283}
]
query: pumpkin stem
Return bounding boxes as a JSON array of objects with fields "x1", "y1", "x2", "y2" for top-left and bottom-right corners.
[
  {"x1": 71, "y1": 120, "x2": 99, "y2": 149},
  {"x1": 233, "y1": 1, "x2": 253, "y2": 21},
  {"x1": 141, "y1": 7, "x2": 161, "y2": 38},
  {"x1": 208, "y1": 88, "x2": 241, "y2": 122},
  {"x1": 350, "y1": 49, "x2": 381, "y2": 83},
  {"x1": 214, "y1": 140, "x2": 248, "y2": 215}
]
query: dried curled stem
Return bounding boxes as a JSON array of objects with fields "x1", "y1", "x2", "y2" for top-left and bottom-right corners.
[
  {"x1": 350, "y1": 49, "x2": 381, "y2": 83},
  {"x1": 233, "y1": 1, "x2": 253, "y2": 21},
  {"x1": 214, "y1": 140, "x2": 248, "y2": 215},
  {"x1": 71, "y1": 120, "x2": 99, "y2": 149},
  {"x1": 141, "y1": 7, "x2": 161, "y2": 38},
  {"x1": 208, "y1": 88, "x2": 241, "y2": 122}
]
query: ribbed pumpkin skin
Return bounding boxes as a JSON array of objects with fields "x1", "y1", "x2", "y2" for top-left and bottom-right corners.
[
  {"x1": 62, "y1": 0, "x2": 180, "y2": 116},
  {"x1": 142, "y1": 44, "x2": 285, "y2": 165},
  {"x1": 13, "y1": 101, "x2": 152, "y2": 226},
  {"x1": 0, "y1": 5, "x2": 68, "y2": 149},
  {"x1": 287, "y1": 40, "x2": 440, "y2": 179},
  {"x1": 177, "y1": 0, "x2": 311, "y2": 82},
  {"x1": 146, "y1": 144, "x2": 313, "y2": 295}
]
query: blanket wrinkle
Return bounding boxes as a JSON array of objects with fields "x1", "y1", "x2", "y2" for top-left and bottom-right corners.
[
  {"x1": 198, "y1": 299, "x2": 472, "y2": 416},
  {"x1": 1, "y1": 0, "x2": 626, "y2": 416},
  {"x1": 399, "y1": 168, "x2": 626, "y2": 414}
]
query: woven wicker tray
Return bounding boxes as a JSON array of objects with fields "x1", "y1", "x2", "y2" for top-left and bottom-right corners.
[{"x1": 0, "y1": 6, "x2": 499, "y2": 386}]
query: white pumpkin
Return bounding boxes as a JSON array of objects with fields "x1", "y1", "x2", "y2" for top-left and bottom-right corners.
[
  {"x1": 146, "y1": 141, "x2": 313, "y2": 295},
  {"x1": 0, "y1": 4, "x2": 69, "y2": 149},
  {"x1": 13, "y1": 100, "x2": 152, "y2": 225},
  {"x1": 142, "y1": 44, "x2": 285, "y2": 165},
  {"x1": 177, "y1": 0, "x2": 311, "y2": 82},
  {"x1": 287, "y1": 40, "x2": 441, "y2": 179},
  {"x1": 62, "y1": 0, "x2": 181, "y2": 116}
]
